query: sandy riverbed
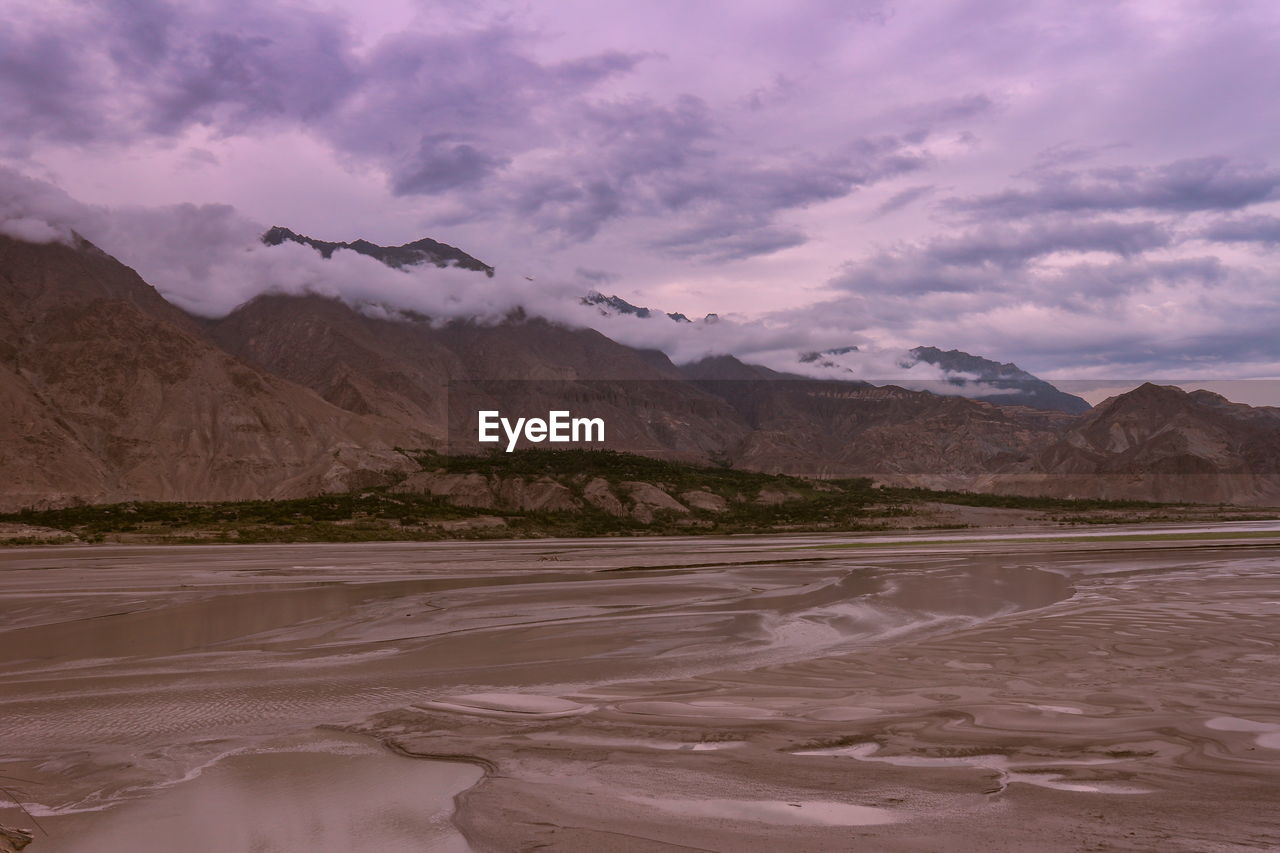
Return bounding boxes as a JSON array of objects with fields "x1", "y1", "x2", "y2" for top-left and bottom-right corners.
[{"x1": 2, "y1": 526, "x2": 1279, "y2": 850}]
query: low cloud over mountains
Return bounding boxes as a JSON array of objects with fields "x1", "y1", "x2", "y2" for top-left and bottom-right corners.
[{"x1": 3, "y1": 0, "x2": 1280, "y2": 381}]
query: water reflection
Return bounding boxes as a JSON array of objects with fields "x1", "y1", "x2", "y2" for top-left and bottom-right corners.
[{"x1": 45, "y1": 732, "x2": 480, "y2": 853}]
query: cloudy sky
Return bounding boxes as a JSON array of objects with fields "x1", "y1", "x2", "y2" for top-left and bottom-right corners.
[{"x1": 3, "y1": 0, "x2": 1280, "y2": 386}]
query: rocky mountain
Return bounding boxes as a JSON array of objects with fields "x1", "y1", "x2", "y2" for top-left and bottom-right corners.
[
  {"x1": 798, "y1": 345, "x2": 860, "y2": 365},
  {"x1": 0, "y1": 234, "x2": 416, "y2": 510},
  {"x1": 2, "y1": 227, "x2": 1278, "y2": 510},
  {"x1": 205, "y1": 293, "x2": 752, "y2": 461},
  {"x1": 582, "y1": 291, "x2": 699, "y2": 323},
  {"x1": 577, "y1": 289, "x2": 1087, "y2": 418},
  {"x1": 783, "y1": 344, "x2": 1091, "y2": 415},
  {"x1": 262, "y1": 226, "x2": 495, "y2": 275},
  {"x1": 1004, "y1": 383, "x2": 1280, "y2": 504},
  {"x1": 679, "y1": 354, "x2": 797, "y2": 382},
  {"x1": 681, "y1": 355, "x2": 1073, "y2": 481},
  {"x1": 265, "y1": 229, "x2": 1086, "y2": 412},
  {"x1": 908, "y1": 346, "x2": 1092, "y2": 414}
]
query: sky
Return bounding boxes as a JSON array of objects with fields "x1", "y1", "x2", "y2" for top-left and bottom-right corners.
[{"x1": 2, "y1": 0, "x2": 1280, "y2": 392}]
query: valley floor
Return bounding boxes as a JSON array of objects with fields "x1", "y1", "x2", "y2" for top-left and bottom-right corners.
[{"x1": 2, "y1": 525, "x2": 1280, "y2": 850}]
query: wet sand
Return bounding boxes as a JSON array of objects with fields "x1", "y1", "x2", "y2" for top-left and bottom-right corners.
[{"x1": 2, "y1": 525, "x2": 1280, "y2": 850}]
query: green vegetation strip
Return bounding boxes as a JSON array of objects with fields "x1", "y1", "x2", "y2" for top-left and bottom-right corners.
[{"x1": 0, "y1": 448, "x2": 1240, "y2": 545}]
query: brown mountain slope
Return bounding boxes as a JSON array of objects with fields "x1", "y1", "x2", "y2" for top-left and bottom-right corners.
[
  {"x1": 680, "y1": 356, "x2": 1074, "y2": 481},
  {"x1": 999, "y1": 382, "x2": 1280, "y2": 504},
  {"x1": 0, "y1": 360, "x2": 112, "y2": 509},
  {"x1": 0, "y1": 235, "x2": 416, "y2": 510},
  {"x1": 202, "y1": 291, "x2": 1280, "y2": 502},
  {"x1": 203, "y1": 293, "x2": 461, "y2": 439},
  {"x1": 205, "y1": 294, "x2": 753, "y2": 461}
]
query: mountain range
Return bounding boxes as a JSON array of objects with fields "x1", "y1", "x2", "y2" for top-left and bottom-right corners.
[{"x1": 2, "y1": 228, "x2": 1277, "y2": 511}]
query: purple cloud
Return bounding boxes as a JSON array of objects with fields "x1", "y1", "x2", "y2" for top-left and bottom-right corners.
[
  {"x1": 0, "y1": 0, "x2": 953, "y2": 261},
  {"x1": 872, "y1": 185, "x2": 935, "y2": 217},
  {"x1": 947, "y1": 157, "x2": 1280, "y2": 220},
  {"x1": 2, "y1": 0, "x2": 1280, "y2": 383},
  {"x1": 927, "y1": 220, "x2": 1173, "y2": 268},
  {"x1": 1201, "y1": 214, "x2": 1280, "y2": 247}
]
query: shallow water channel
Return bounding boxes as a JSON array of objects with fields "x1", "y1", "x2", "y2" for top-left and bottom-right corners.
[
  {"x1": 4, "y1": 533, "x2": 1276, "y2": 850},
  {"x1": 41, "y1": 732, "x2": 480, "y2": 852}
]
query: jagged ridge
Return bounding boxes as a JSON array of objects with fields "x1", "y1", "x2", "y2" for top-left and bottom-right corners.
[
  {"x1": 910, "y1": 346, "x2": 1092, "y2": 414},
  {"x1": 262, "y1": 226, "x2": 495, "y2": 276}
]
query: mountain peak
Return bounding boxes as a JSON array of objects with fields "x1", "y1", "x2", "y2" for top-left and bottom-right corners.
[
  {"x1": 679, "y1": 354, "x2": 787, "y2": 381},
  {"x1": 798, "y1": 345, "x2": 860, "y2": 365},
  {"x1": 582, "y1": 291, "x2": 695, "y2": 323},
  {"x1": 261, "y1": 227, "x2": 494, "y2": 276},
  {"x1": 1099, "y1": 382, "x2": 1187, "y2": 408}
]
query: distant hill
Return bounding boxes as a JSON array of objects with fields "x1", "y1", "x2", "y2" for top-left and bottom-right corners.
[
  {"x1": 909, "y1": 346, "x2": 1092, "y2": 414},
  {"x1": 680, "y1": 356, "x2": 1073, "y2": 481},
  {"x1": 1016, "y1": 382, "x2": 1280, "y2": 504}
]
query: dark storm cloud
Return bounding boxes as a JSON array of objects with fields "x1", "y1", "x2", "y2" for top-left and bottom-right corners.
[
  {"x1": 0, "y1": 0, "x2": 936, "y2": 260},
  {"x1": 640, "y1": 140, "x2": 926, "y2": 261},
  {"x1": 0, "y1": 21, "x2": 109, "y2": 146},
  {"x1": 0, "y1": 6, "x2": 641, "y2": 214},
  {"x1": 329, "y1": 26, "x2": 645, "y2": 201},
  {"x1": 829, "y1": 252, "x2": 990, "y2": 297},
  {"x1": 1201, "y1": 215, "x2": 1280, "y2": 247},
  {"x1": 654, "y1": 223, "x2": 808, "y2": 262},
  {"x1": 502, "y1": 95, "x2": 927, "y2": 254},
  {"x1": 128, "y1": 5, "x2": 358, "y2": 134},
  {"x1": 927, "y1": 220, "x2": 1173, "y2": 268},
  {"x1": 1040, "y1": 256, "x2": 1227, "y2": 306},
  {"x1": 800, "y1": 250, "x2": 1280, "y2": 377},
  {"x1": 0, "y1": 0, "x2": 360, "y2": 147},
  {"x1": 7, "y1": 0, "x2": 1280, "y2": 382},
  {"x1": 391, "y1": 136, "x2": 510, "y2": 195},
  {"x1": 514, "y1": 176, "x2": 627, "y2": 242},
  {"x1": 948, "y1": 157, "x2": 1280, "y2": 220},
  {"x1": 984, "y1": 288, "x2": 1280, "y2": 373},
  {"x1": 830, "y1": 218, "x2": 1177, "y2": 298},
  {"x1": 505, "y1": 94, "x2": 715, "y2": 241},
  {"x1": 0, "y1": 2, "x2": 810, "y2": 259}
]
